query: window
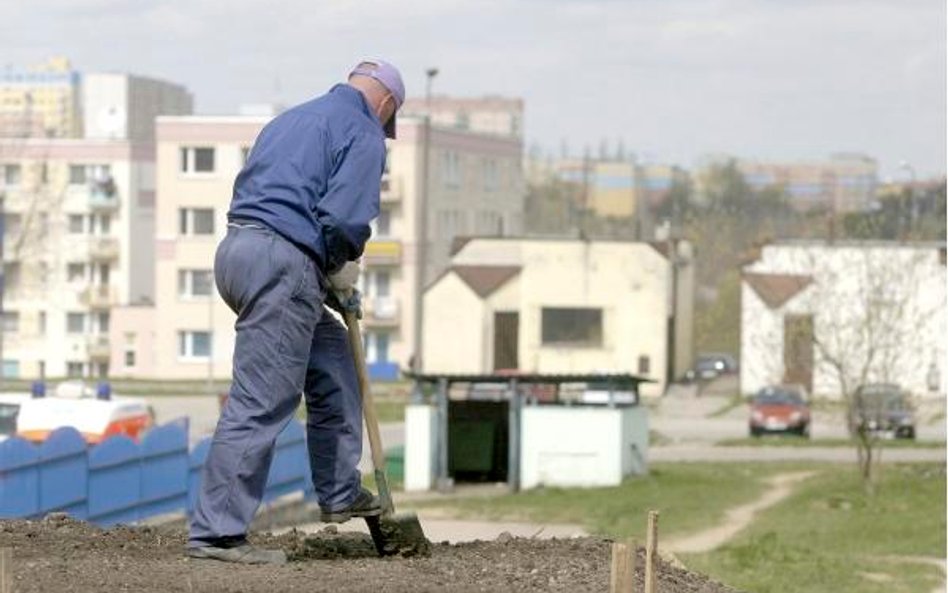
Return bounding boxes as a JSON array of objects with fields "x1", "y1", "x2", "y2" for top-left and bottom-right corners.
[
  {"x1": 179, "y1": 331, "x2": 212, "y2": 359},
  {"x1": 374, "y1": 270, "x2": 391, "y2": 298},
  {"x1": 179, "y1": 208, "x2": 215, "y2": 235},
  {"x1": 124, "y1": 350, "x2": 136, "y2": 368},
  {"x1": 67, "y1": 263, "x2": 86, "y2": 282},
  {"x1": 68, "y1": 164, "x2": 86, "y2": 185},
  {"x1": 2, "y1": 360, "x2": 19, "y2": 379},
  {"x1": 95, "y1": 312, "x2": 110, "y2": 334},
  {"x1": 541, "y1": 308, "x2": 603, "y2": 346},
  {"x1": 4, "y1": 213, "x2": 21, "y2": 237},
  {"x1": 3, "y1": 263, "x2": 20, "y2": 295},
  {"x1": 376, "y1": 209, "x2": 391, "y2": 237},
  {"x1": 638, "y1": 355, "x2": 651, "y2": 375},
  {"x1": 441, "y1": 151, "x2": 460, "y2": 188},
  {"x1": 483, "y1": 159, "x2": 499, "y2": 192},
  {"x1": 178, "y1": 269, "x2": 213, "y2": 297},
  {"x1": 180, "y1": 146, "x2": 216, "y2": 173},
  {"x1": 66, "y1": 312, "x2": 85, "y2": 334},
  {"x1": 68, "y1": 214, "x2": 85, "y2": 234},
  {"x1": 67, "y1": 362, "x2": 84, "y2": 378},
  {"x1": 38, "y1": 311, "x2": 46, "y2": 335},
  {"x1": 91, "y1": 214, "x2": 111, "y2": 235},
  {"x1": 1, "y1": 164, "x2": 21, "y2": 186},
  {"x1": 2, "y1": 312, "x2": 18, "y2": 334},
  {"x1": 366, "y1": 331, "x2": 390, "y2": 363}
]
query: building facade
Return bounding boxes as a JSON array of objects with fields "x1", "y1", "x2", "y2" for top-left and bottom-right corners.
[
  {"x1": 111, "y1": 110, "x2": 524, "y2": 381},
  {"x1": 421, "y1": 237, "x2": 695, "y2": 397},
  {"x1": 740, "y1": 241, "x2": 946, "y2": 399},
  {"x1": 400, "y1": 96, "x2": 523, "y2": 138},
  {"x1": 0, "y1": 57, "x2": 82, "y2": 138},
  {"x1": 1, "y1": 138, "x2": 156, "y2": 379},
  {"x1": 697, "y1": 153, "x2": 878, "y2": 213}
]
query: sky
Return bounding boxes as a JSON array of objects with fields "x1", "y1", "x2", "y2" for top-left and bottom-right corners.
[{"x1": 3, "y1": 0, "x2": 946, "y2": 178}]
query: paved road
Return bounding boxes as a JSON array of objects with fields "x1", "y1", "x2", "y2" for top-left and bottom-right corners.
[{"x1": 148, "y1": 378, "x2": 944, "y2": 465}]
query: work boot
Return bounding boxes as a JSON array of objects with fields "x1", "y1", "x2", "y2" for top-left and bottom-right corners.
[
  {"x1": 319, "y1": 487, "x2": 383, "y2": 523},
  {"x1": 187, "y1": 541, "x2": 287, "y2": 565}
]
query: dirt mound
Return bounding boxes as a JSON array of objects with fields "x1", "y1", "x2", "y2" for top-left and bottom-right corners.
[{"x1": 1, "y1": 515, "x2": 738, "y2": 592}]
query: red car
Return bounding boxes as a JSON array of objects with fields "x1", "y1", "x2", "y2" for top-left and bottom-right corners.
[{"x1": 749, "y1": 385, "x2": 810, "y2": 438}]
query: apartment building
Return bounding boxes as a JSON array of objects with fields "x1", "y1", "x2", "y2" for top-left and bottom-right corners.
[
  {"x1": 401, "y1": 96, "x2": 523, "y2": 138},
  {"x1": 112, "y1": 107, "x2": 524, "y2": 381},
  {"x1": 0, "y1": 57, "x2": 82, "y2": 138},
  {"x1": 1, "y1": 138, "x2": 156, "y2": 379},
  {"x1": 697, "y1": 153, "x2": 878, "y2": 213}
]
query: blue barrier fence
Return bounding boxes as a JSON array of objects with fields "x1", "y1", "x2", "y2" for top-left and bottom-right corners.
[{"x1": 0, "y1": 420, "x2": 314, "y2": 526}]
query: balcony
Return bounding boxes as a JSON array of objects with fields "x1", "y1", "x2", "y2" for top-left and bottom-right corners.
[
  {"x1": 89, "y1": 237, "x2": 119, "y2": 261},
  {"x1": 380, "y1": 174, "x2": 402, "y2": 204},
  {"x1": 80, "y1": 285, "x2": 116, "y2": 310},
  {"x1": 363, "y1": 240, "x2": 401, "y2": 266},
  {"x1": 363, "y1": 296, "x2": 400, "y2": 327},
  {"x1": 87, "y1": 335, "x2": 111, "y2": 361},
  {"x1": 88, "y1": 178, "x2": 120, "y2": 212}
]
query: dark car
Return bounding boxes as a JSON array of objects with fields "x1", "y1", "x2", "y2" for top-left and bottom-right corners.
[
  {"x1": 749, "y1": 384, "x2": 811, "y2": 437},
  {"x1": 683, "y1": 353, "x2": 738, "y2": 382},
  {"x1": 851, "y1": 383, "x2": 916, "y2": 439}
]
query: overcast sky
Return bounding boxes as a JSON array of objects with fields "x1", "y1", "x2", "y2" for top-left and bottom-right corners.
[{"x1": 3, "y1": 0, "x2": 945, "y2": 177}]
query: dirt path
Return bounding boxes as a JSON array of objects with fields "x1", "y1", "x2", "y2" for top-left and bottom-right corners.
[{"x1": 666, "y1": 471, "x2": 817, "y2": 554}]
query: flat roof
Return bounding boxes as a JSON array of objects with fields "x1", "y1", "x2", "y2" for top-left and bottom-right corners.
[{"x1": 406, "y1": 372, "x2": 654, "y2": 385}]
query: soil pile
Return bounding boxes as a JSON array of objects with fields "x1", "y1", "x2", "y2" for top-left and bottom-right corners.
[{"x1": 1, "y1": 515, "x2": 739, "y2": 592}]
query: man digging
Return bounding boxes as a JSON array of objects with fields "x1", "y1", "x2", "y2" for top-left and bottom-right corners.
[{"x1": 187, "y1": 60, "x2": 405, "y2": 565}]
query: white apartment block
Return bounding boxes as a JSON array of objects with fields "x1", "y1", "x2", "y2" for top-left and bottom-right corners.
[
  {"x1": 1, "y1": 138, "x2": 156, "y2": 379},
  {"x1": 400, "y1": 96, "x2": 523, "y2": 138},
  {"x1": 82, "y1": 72, "x2": 193, "y2": 143},
  {"x1": 112, "y1": 106, "x2": 524, "y2": 381}
]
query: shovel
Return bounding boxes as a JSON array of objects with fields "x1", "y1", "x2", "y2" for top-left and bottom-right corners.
[{"x1": 342, "y1": 309, "x2": 430, "y2": 557}]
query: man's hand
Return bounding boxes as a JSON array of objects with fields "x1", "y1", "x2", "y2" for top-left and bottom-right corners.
[
  {"x1": 326, "y1": 287, "x2": 363, "y2": 320},
  {"x1": 329, "y1": 261, "x2": 360, "y2": 292},
  {"x1": 327, "y1": 262, "x2": 363, "y2": 319}
]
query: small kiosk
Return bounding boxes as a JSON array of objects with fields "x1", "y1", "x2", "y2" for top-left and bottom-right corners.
[{"x1": 402, "y1": 373, "x2": 651, "y2": 492}]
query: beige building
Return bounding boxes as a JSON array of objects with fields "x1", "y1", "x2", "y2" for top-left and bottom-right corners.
[
  {"x1": 111, "y1": 110, "x2": 524, "y2": 381},
  {"x1": 401, "y1": 96, "x2": 522, "y2": 138},
  {"x1": 421, "y1": 237, "x2": 695, "y2": 397},
  {"x1": 1, "y1": 138, "x2": 157, "y2": 379}
]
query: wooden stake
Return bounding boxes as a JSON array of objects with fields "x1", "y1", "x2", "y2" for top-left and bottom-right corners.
[
  {"x1": 609, "y1": 539, "x2": 635, "y2": 593},
  {"x1": 645, "y1": 511, "x2": 660, "y2": 593}
]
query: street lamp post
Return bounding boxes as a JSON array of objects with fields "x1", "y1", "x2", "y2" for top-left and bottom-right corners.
[{"x1": 412, "y1": 67, "x2": 438, "y2": 374}]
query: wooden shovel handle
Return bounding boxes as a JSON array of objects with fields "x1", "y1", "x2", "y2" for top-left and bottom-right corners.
[{"x1": 343, "y1": 310, "x2": 386, "y2": 472}]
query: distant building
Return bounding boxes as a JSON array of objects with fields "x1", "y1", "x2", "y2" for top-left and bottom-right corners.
[
  {"x1": 401, "y1": 96, "x2": 523, "y2": 138},
  {"x1": 110, "y1": 110, "x2": 524, "y2": 380},
  {"x1": 740, "y1": 241, "x2": 946, "y2": 398},
  {"x1": 82, "y1": 72, "x2": 192, "y2": 143},
  {"x1": 0, "y1": 57, "x2": 82, "y2": 138},
  {"x1": 422, "y1": 237, "x2": 695, "y2": 397},
  {"x1": 698, "y1": 153, "x2": 878, "y2": 213}
]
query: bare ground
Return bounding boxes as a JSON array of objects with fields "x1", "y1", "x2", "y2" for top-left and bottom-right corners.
[{"x1": 1, "y1": 514, "x2": 739, "y2": 593}]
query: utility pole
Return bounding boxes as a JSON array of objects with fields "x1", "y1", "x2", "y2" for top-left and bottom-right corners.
[
  {"x1": 0, "y1": 192, "x2": 5, "y2": 391},
  {"x1": 412, "y1": 67, "x2": 438, "y2": 374}
]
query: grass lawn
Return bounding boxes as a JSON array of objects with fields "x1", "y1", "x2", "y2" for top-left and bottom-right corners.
[
  {"x1": 416, "y1": 462, "x2": 945, "y2": 593},
  {"x1": 415, "y1": 462, "x2": 787, "y2": 542},
  {"x1": 684, "y1": 463, "x2": 946, "y2": 593},
  {"x1": 295, "y1": 395, "x2": 407, "y2": 424},
  {"x1": 718, "y1": 436, "x2": 946, "y2": 449}
]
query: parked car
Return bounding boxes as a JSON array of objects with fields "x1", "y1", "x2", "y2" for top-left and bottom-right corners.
[
  {"x1": 749, "y1": 384, "x2": 810, "y2": 437},
  {"x1": 683, "y1": 353, "x2": 739, "y2": 382},
  {"x1": 850, "y1": 383, "x2": 916, "y2": 439}
]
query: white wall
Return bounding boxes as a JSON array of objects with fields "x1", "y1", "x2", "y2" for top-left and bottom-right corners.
[
  {"x1": 741, "y1": 243, "x2": 947, "y2": 398},
  {"x1": 521, "y1": 406, "x2": 646, "y2": 489}
]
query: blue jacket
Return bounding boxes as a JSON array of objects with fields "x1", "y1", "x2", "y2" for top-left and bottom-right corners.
[{"x1": 228, "y1": 84, "x2": 385, "y2": 273}]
